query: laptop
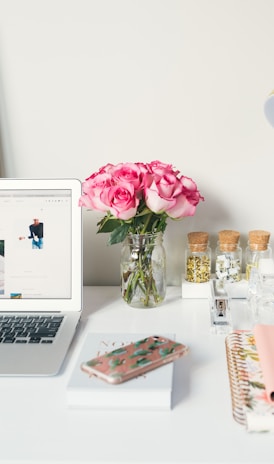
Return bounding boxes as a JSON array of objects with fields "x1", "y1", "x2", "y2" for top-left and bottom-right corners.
[{"x1": 0, "y1": 178, "x2": 83, "y2": 375}]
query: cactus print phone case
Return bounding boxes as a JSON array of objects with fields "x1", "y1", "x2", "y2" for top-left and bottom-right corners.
[{"x1": 80, "y1": 335, "x2": 189, "y2": 384}]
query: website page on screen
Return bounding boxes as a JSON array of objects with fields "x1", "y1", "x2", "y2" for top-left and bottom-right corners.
[{"x1": 0, "y1": 189, "x2": 71, "y2": 299}]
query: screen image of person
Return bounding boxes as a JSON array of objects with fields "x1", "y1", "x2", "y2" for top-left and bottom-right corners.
[{"x1": 19, "y1": 218, "x2": 44, "y2": 249}]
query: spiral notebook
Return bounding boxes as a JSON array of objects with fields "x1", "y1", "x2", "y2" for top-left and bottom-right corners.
[{"x1": 225, "y1": 329, "x2": 274, "y2": 432}]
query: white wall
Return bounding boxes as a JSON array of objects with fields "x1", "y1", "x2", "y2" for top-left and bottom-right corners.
[{"x1": 0, "y1": 0, "x2": 274, "y2": 285}]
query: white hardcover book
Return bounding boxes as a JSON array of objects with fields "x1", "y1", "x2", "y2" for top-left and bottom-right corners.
[{"x1": 66, "y1": 333, "x2": 175, "y2": 410}]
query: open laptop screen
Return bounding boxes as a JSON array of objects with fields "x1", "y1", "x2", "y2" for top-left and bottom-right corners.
[{"x1": 0, "y1": 189, "x2": 72, "y2": 299}]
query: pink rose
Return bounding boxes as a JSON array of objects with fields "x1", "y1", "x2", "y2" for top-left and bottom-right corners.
[
  {"x1": 144, "y1": 175, "x2": 178, "y2": 212},
  {"x1": 145, "y1": 173, "x2": 204, "y2": 219},
  {"x1": 180, "y1": 176, "x2": 204, "y2": 206},
  {"x1": 78, "y1": 171, "x2": 113, "y2": 212},
  {"x1": 146, "y1": 160, "x2": 180, "y2": 183},
  {"x1": 166, "y1": 176, "x2": 204, "y2": 218},
  {"x1": 96, "y1": 163, "x2": 115, "y2": 174},
  {"x1": 110, "y1": 162, "x2": 148, "y2": 194},
  {"x1": 100, "y1": 182, "x2": 139, "y2": 220},
  {"x1": 79, "y1": 160, "x2": 204, "y2": 239}
]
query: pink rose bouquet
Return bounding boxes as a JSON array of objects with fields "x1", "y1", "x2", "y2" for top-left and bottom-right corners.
[{"x1": 79, "y1": 160, "x2": 204, "y2": 245}]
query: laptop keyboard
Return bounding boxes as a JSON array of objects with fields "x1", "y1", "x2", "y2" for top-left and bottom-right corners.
[{"x1": 0, "y1": 315, "x2": 64, "y2": 344}]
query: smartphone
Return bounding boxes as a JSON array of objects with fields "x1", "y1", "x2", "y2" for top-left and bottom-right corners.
[{"x1": 80, "y1": 335, "x2": 189, "y2": 384}]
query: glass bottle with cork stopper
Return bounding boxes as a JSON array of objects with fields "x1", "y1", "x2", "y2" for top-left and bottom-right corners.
[
  {"x1": 185, "y1": 231, "x2": 211, "y2": 283},
  {"x1": 215, "y1": 230, "x2": 242, "y2": 283},
  {"x1": 245, "y1": 230, "x2": 272, "y2": 281}
]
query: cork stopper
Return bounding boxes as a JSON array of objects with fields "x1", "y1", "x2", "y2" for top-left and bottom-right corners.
[
  {"x1": 188, "y1": 231, "x2": 209, "y2": 252},
  {"x1": 248, "y1": 230, "x2": 270, "y2": 251},
  {"x1": 218, "y1": 229, "x2": 240, "y2": 252}
]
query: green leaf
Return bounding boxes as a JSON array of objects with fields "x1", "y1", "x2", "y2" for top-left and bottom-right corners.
[
  {"x1": 97, "y1": 218, "x2": 121, "y2": 233},
  {"x1": 108, "y1": 223, "x2": 130, "y2": 245}
]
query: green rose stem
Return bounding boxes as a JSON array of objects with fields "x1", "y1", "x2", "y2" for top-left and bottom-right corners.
[{"x1": 140, "y1": 212, "x2": 153, "y2": 234}]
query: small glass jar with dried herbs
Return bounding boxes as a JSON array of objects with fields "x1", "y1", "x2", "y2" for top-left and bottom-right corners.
[
  {"x1": 215, "y1": 229, "x2": 242, "y2": 283},
  {"x1": 185, "y1": 231, "x2": 211, "y2": 283}
]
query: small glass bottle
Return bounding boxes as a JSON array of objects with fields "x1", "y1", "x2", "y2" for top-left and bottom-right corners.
[
  {"x1": 185, "y1": 232, "x2": 211, "y2": 283},
  {"x1": 215, "y1": 230, "x2": 242, "y2": 283},
  {"x1": 245, "y1": 230, "x2": 272, "y2": 281}
]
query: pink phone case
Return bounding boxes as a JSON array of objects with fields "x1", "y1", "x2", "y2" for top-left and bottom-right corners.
[{"x1": 80, "y1": 335, "x2": 189, "y2": 384}]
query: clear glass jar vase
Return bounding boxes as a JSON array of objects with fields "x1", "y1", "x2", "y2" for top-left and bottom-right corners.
[{"x1": 120, "y1": 232, "x2": 166, "y2": 308}]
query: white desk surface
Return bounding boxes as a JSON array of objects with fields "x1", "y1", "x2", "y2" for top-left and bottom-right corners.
[{"x1": 1, "y1": 286, "x2": 274, "y2": 464}]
